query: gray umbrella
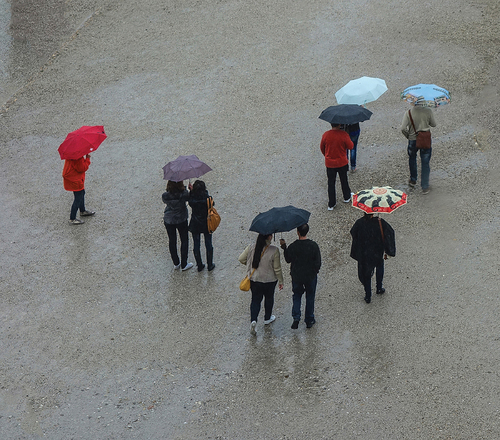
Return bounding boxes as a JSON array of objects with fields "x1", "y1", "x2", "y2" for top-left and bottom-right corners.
[{"x1": 319, "y1": 104, "x2": 373, "y2": 125}]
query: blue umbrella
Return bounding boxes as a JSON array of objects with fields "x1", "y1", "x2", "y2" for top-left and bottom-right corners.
[
  {"x1": 250, "y1": 206, "x2": 310, "y2": 235},
  {"x1": 335, "y1": 76, "x2": 388, "y2": 105},
  {"x1": 401, "y1": 84, "x2": 451, "y2": 108}
]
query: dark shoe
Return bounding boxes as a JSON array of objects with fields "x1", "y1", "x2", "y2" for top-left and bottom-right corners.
[
  {"x1": 422, "y1": 188, "x2": 430, "y2": 195},
  {"x1": 408, "y1": 179, "x2": 416, "y2": 187},
  {"x1": 364, "y1": 296, "x2": 371, "y2": 303},
  {"x1": 376, "y1": 288, "x2": 385, "y2": 295},
  {"x1": 197, "y1": 264, "x2": 205, "y2": 272},
  {"x1": 207, "y1": 263, "x2": 215, "y2": 271},
  {"x1": 306, "y1": 319, "x2": 316, "y2": 329},
  {"x1": 291, "y1": 320, "x2": 299, "y2": 330},
  {"x1": 80, "y1": 210, "x2": 95, "y2": 216}
]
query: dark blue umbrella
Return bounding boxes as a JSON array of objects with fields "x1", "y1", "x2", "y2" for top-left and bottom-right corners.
[
  {"x1": 319, "y1": 104, "x2": 373, "y2": 125},
  {"x1": 249, "y1": 206, "x2": 311, "y2": 235}
]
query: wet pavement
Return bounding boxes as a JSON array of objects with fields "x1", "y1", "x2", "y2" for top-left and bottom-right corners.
[{"x1": 1, "y1": 0, "x2": 500, "y2": 438}]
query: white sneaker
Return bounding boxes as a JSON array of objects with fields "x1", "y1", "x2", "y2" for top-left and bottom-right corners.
[
  {"x1": 174, "y1": 263, "x2": 181, "y2": 270},
  {"x1": 264, "y1": 315, "x2": 276, "y2": 325},
  {"x1": 181, "y1": 262, "x2": 193, "y2": 271},
  {"x1": 327, "y1": 205, "x2": 336, "y2": 211},
  {"x1": 344, "y1": 193, "x2": 354, "y2": 203},
  {"x1": 250, "y1": 321, "x2": 257, "y2": 335}
]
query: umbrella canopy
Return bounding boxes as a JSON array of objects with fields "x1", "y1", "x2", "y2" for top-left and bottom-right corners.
[
  {"x1": 58, "y1": 126, "x2": 107, "y2": 160},
  {"x1": 401, "y1": 84, "x2": 451, "y2": 108},
  {"x1": 335, "y1": 76, "x2": 388, "y2": 105},
  {"x1": 352, "y1": 187, "x2": 407, "y2": 214},
  {"x1": 319, "y1": 104, "x2": 373, "y2": 125},
  {"x1": 162, "y1": 155, "x2": 212, "y2": 182},
  {"x1": 249, "y1": 206, "x2": 311, "y2": 235}
]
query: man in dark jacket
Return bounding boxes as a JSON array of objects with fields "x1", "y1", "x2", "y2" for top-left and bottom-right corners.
[
  {"x1": 280, "y1": 224, "x2": 321, "y2": 329},
  {"x1": 350, "y1": 213, "x2": 396, "y2": 303}
]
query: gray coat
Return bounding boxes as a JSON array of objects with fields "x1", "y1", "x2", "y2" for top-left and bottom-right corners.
[{"x1": 162, "y1": 189, "x2": 189, "y2": 225}]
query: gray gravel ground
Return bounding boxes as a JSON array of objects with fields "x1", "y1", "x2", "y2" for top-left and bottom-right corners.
[{"x1": 1, "y1": 0, "x2": 500, "y2": 438}]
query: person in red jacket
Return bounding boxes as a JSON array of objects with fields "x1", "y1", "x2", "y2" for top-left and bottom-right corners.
[
  {"x1": 320, "y1": 123, "x2": 354, "y2": 210},
  {"x1": 62, "y1": 154, "x2": 95, "y2": 225}
]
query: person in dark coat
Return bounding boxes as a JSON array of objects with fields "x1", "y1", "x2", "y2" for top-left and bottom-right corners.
[
  {"x1": 280, "y1": 224, "x2": 321, "y2": 329},
  {"x1": 163, "y1": 180, "x2": 193, "y2": 271},
  {"x1": 350, "y1": 213, "x2": 396, "y2": 303},
  {"x1": 188, "y1": 180, "x2": 215, "y2": 272}
]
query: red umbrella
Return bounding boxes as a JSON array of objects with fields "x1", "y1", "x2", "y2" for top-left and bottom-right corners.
[{"x1": 58, "y1": 126, "x2": 107, "y2": 160}]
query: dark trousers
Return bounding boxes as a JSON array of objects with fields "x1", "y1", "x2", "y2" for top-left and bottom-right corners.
[
  {"x1": 192, "y1": 232, "x2": 213, "y2": 268},
  {"x1": 250, "y1": 280, "x2": 277, "y2": 322},
  {"x1": 357, "y1": 260, "x2": 384, "y2": 300},
  {"x1": 292, "y1": 277, "x2": 317, "y2": 324},
  {"x1": 327, "y1": 165, "x2": 351, "y2": 207},
  {"x1": 164, "y1": 220, "x2": 189, "y2": 268},
  {"x1": 70, "y1": 189, "x2": 86, "y2": 220}
]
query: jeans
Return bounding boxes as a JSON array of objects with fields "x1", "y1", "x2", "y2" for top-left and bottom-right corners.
[
  {"x1": 347, "y1": 129, "x2": 360, "y2": 169},
  {"x1": 192, "y1": 232, "x2": 213, "y2": 268},
  {"x1": 408, "y1": 140, "x2": 432, "y2": 189},
  {"x1": 250, "y1": 280, "x2": 277, "y2": 322},
  {"x1": 291, "y1": 277, "x2": 317, "y2": 324},
  {"x1": 357, "y1": 261, "x2": 384, "y2": 300},
  {"x1": 164, "y1": 220, "x2": 189, "y2": 268},
  {"x1": 70, "y1": 189, "x2": 86, "y2": 220},
  {"x1": 327, "y1": 165, "x2": 351, "y2": 207}
]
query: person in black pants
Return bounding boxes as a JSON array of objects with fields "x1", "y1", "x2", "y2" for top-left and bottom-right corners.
[
  {"x1": 162, "y1": 180, "x2": 193, "y2": 271},
  {"x1": 350, "y1": 213, "x2": 396, "y2": 303},
  {"x1": 188, "y1": 180, "x2": 215, "y2": 272},
  {"x1": 280, "y1": 224, "x2": 321, "y2": 329}
]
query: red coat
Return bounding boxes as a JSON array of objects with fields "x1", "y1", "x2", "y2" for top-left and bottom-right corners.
[
  {"x1": 320, "y1": 129, "x2": 353, "y2": 168},
  {"x1": 62, "y1": 157, "x2": 90, "y2": 191}
]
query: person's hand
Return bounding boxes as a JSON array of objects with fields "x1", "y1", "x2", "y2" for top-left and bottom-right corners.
[
  {"x1": 86, "y1": 154, "x2": 91, "y2": 158},
  {"x1": 279, "y1": 238, "x2": 286, "y2": 248},
  {"x1": 188, "y1": 183, "x2": 193, "y2": 190},
  {"x1": 278, "y1": 284, "x2": 284, "y2": 291}
]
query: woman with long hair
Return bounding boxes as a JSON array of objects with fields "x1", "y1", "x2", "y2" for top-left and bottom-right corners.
[
  {"x1": 188, "y1": 180, "x2": 215, "y2": 271},
  {"x1": 162, "y1": 180, "x2": 193, "y2": 271},
  {"x1": 239, "y1": 234, "x2": 283, "y2": 335}
]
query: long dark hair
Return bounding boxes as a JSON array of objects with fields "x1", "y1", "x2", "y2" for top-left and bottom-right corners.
[
  {"x1": 191, "y1": 180, "x2": 206, "y2": 197},
  {"x1": 252, "y1": 234, "x2": 270, "y2": 269},
  {"x1": 166, "y1": 180, "x2": 185, "y2": 193}
]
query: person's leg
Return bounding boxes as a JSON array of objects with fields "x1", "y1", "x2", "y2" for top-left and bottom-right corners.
[
  {"x1": 262, "y1": 280, "x2": 277, "y2": 321},
  {"x1": 420, "y1": 147, "x2": 432, "y2": 190},
  {"x1": 358, "y1": 261, "x2": 374, "y2": 302},
  {"x1": 407, "y1": 140, "x2": 418, "y2": 184},
  {"x1": 164, "y1": 221, "x2": 180, "y2": 266},
  {"x1": 204, "y1": 232, "x2": 214, "y2": 269},
  {"x1": 375, "y1": 260, "x2": 385, "y2": 293},
  {"x1": 304, "y1": 276, "x2": 317, "y2": 324},
  {"x1": 177, "y1": 221, "x2": 189, "y2": 268},
  {"x1": 291, "y1": 280, "x2": 305, "y2": 322},
  {"x1": 349, "y1": 130, "x2": 360, "y2": 170},
  {"x1": 78, "y1": 189, "x2": 86, "y2": 213},
  {"x1": 70, "y1": 190, "x2": 84, "y2": 220},
  {"x1": 338, "y1": 164, "x2": 352, "y2": 201},
  {"x1": 326, "y1": 167, "x2": 337, "y2": 208},
  {"x1": 192, "y1": 232, "x2": 203, "y2": 269},
  {"x1": 250, "y1": 281, "x2": 265, "y2": 322}
]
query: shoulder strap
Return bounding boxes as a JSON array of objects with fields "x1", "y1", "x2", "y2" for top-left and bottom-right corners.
[
  {"x1": 378, "y1": 217, "x2": 385, "y2": 243},
  {"x1": 207, "y1": 196, "x2": 213, "y2": 209},
  {"x1": 408, "y1": 109, "x2": 417, "y2": 133}
]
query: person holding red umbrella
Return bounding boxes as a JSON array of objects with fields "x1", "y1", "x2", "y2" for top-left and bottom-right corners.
[
  {"x1": 58, "y1": 126, "x2": 106, "y2": 225},
  {"x1": 63, "y1": 154, "x2": 95, "y2": 225}
]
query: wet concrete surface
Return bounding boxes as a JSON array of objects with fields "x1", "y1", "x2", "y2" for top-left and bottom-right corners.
[{"x1": 1, "y1": 0, "x2": 500, "y2": 438}]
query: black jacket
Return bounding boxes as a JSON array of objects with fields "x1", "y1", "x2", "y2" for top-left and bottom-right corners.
[
  {"x1": 188, "y1": 190, "x2": 210, "y2": 234},
  {"x1": 283, "y1": 239, "x2": 321, "y2": 284},
  {"x1": 350, "y1": 216, "x2": 396, "y2": 266}
]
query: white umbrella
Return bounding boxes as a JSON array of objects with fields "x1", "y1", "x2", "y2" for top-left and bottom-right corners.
[{"x1": 335, "y1": 76, "x2": 388, "y2": 105}]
